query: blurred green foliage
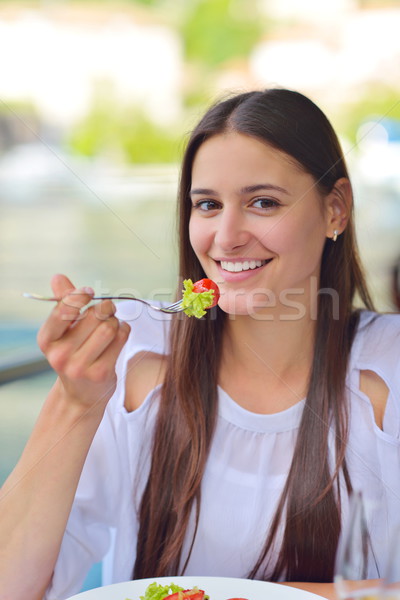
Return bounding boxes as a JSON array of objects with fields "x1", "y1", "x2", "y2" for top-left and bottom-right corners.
[
  {"x1": 54, "y1": 1, "x2": 400, "y2": 163},
  {"x1": 177, "y1": 0, "x2": 266, "y2": 111},
  {"x1": 67, "y1": 0, "x2": 266, "y2": 163},
  {"x1": 68, "y1": 99, "x2": 182, "y2": 163},
  {"x1": 179, "y1": 0, "x2": 264, "y2": 68}
]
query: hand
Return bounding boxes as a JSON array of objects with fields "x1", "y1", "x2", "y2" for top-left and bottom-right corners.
[{"x1": 37, "y1": 274, "x2": 130, "y2": 411}]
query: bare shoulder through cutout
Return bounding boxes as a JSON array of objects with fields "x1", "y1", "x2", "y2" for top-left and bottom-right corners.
[
  {"x1": 359, "y1": 369, "x2": 390, "y2": 430},
  {"x1": 124, "y1": 351, "x2": 167, "y2": 412}
]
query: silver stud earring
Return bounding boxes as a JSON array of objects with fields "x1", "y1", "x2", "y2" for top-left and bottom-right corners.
[{"x1": 332, "y1": 230, "x2": 338, "y2": 242}]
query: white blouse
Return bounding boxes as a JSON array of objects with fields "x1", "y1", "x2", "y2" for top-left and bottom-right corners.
[{"x1": 45, "y1": 306, "x2": 400, "y2": 600}]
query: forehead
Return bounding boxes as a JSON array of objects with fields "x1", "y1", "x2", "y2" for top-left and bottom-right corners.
[{"x1": 191, "y1": 132, "x2": 305, "y2": 184}]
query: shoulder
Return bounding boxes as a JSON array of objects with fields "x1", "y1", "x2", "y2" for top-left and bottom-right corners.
[
  {"x1": 353, "y1": 311, "x2": 400, "y2": 428},
  {"x1": 124, "y1": 351, "x2": 167, "y2": 412},
  {"x1": 115, "y1": 301, "x2": 172, "y2": 412},
  {"x1": 116, "y1": 300, "x2": 173, "y2": 357}
]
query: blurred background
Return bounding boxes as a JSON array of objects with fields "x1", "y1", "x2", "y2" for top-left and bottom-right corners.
[{"x1": 1, "y1": 0, "x2": 399, "y2": 590}]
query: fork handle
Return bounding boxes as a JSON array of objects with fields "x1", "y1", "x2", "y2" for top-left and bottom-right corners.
[
  {"x1": 22, "y1": 293, "x2": 183, "y2": 314},
  {"x1": 23, "y1": 293, "x2": 140, "y2": 302}
]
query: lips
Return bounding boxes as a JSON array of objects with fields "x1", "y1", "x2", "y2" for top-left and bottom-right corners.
[{"x1": 219, "y1": 259, "x2": 271, "y2": 273}]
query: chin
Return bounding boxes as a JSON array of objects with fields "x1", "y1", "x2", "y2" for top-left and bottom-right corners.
[{"x1": 217, "y1": 294, "x2": 273, "y2": 318}]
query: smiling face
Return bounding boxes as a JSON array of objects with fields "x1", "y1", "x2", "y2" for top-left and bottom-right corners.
[{"x1": 189, "y1": 132, "x2": 335, "y2": 316}]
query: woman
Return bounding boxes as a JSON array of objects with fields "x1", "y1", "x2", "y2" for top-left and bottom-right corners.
[{"x1": 1, "y1": 89, "x2": 399, "y2": 600}]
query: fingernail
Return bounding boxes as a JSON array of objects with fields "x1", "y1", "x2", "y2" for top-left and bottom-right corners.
[{"x1": 79, "y1": 286, "x2": 95, "y2": 295}]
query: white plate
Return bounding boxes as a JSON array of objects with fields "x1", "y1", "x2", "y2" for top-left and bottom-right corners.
[{"x1": 67, "y1": 576, "x2": 325, "y2": 600}]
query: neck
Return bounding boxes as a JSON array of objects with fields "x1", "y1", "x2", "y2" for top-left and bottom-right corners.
[
  {"x1": 219, "y1": 308, "x2": 317, "y2": 413},
  {"x1": 224, "y1": 311, "x2": 315, "y2": 374}
]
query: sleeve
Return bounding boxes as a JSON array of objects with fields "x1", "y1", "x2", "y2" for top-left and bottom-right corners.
[
  {"x1": 357, "y1": 312, "x2": 400, "y2": 439},
  {"x1": 115, "y1": 299, "x2": 172, "y2": 358}
]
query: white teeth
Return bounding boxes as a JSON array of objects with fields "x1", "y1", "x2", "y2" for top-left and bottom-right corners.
[{"x1": 220, "y1": 259, "x2": 266, "y2": 273}]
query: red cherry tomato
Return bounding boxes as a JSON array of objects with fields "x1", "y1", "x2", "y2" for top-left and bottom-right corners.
[
  {"x1": 193, "y1": 278, "x2": 220, "y2": 308},
  {"x1": 164, "y1": 589, "x2": 205, "y2": 600}
]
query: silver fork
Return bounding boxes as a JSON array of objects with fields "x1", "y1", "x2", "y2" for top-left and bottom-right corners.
[{"x1": 23, "y1": 292, "x2": 184, "y2": 314}]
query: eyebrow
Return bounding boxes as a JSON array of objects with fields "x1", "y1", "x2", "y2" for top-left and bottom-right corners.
[{"x1": 190, "y1": 183, "x2": 291, "y2": 197}]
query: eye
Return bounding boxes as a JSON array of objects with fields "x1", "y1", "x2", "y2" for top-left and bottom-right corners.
[
  {"x1": 192, "y1": 199, "x2": 221, "y2": 212},
  {"x1": 250, "y1": 197, "x2": 281, "y2": 210}
]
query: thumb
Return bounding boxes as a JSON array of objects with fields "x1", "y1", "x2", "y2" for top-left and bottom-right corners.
[{"x1": 50, "y1": 273, "x2": 77, "y2": 299}]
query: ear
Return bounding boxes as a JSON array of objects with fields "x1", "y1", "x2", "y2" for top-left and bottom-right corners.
[{"x1": 325, "y1": 177, "x2": 352, "y2": 240}]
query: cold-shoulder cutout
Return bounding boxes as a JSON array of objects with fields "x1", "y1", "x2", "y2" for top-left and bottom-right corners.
[
  {"x1": 124, "y1": 350, "x2": 167, "y2": 412},
  {"x1": 359, "y1": 369, "x2": 390, "y2": 430}
]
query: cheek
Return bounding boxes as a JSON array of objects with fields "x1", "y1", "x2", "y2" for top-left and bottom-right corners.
[
  {"x1": 189, "y1": 217, "x2": 211, "y2": 255},
  {"x1": 258, "y1": 220, "x2": 300, "y2": 255},
  {"x1": 265, "y1": 210, "x2": 326, "y2": 255}
]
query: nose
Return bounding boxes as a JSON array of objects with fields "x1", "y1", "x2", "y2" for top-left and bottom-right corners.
[{"x1": 214, "y1": 205, "x2": 250, "y2": 251}]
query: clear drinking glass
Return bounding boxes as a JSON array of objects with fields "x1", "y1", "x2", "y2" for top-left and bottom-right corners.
[
  {"x1": 382, "y1": 527, "x2": 400, "y2": 600},
  {"x1": 334, "y1": 491, "x2": 380, "y2": 600}
]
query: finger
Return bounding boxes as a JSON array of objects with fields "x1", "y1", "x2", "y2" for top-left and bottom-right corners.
[
  {"x1": 51, "y1": 274, "x2": 95, "y2": 316},
  {"x1": 50, "y1": 273, "x2": 78, "y2": 299},
  {"x1": 87, "y1": 321, "x2": 131, "y2": 382},
  {"x1": 42, "y1": 300, "x2": 116, "y2": 372},
  {"x1": 64, "y1": 320, "x2": 130, "y2": 381},
  {"x1": 53, "y1": 300, "x2": 117, "y2": 355},
  {"x1": 38, "y1": 282, "x2": 94, "y2": 350},
  {"x1": 69, "y1": 315, "x2": 121, "y2": 368},
  {"x1": 52, "y1": 287, "x2": 94, "y2": 332}
]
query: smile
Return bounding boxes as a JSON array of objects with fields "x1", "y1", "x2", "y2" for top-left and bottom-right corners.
[{"x1": 220, "y1": 259, "x2": 270, "y2": 273}]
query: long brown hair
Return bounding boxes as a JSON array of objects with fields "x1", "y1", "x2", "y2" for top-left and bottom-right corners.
[{"x1": 134, "y1": 89, "x2": 375, "y2": 582}]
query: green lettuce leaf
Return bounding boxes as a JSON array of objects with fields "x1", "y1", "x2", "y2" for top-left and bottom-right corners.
[
  {"x1": 138, "y1": 581, "x2": 184, "y2": 600},
  {"x1": 181, "y1": 279, "x2": 214, "y2": 318}
]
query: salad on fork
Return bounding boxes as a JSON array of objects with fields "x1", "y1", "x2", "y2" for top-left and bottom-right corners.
[{"x1": 23, "y1": 278, "x2": 220, "y2": 319}]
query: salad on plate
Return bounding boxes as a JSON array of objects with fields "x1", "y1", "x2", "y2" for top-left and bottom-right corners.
[{"x1": 134, "y1": 581, "x2": 248, "y2": 600}]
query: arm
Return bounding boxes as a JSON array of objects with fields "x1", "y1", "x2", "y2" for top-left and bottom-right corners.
[
  {"x1": 0, "y1": 274, "x2": 130, "y2": 600},
  {"x1": 279, "y1": 582, "x2": 338, "y2": 599},
  {"x1": 280, "y1": 579, "x2": 382, "y2": 600}
]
